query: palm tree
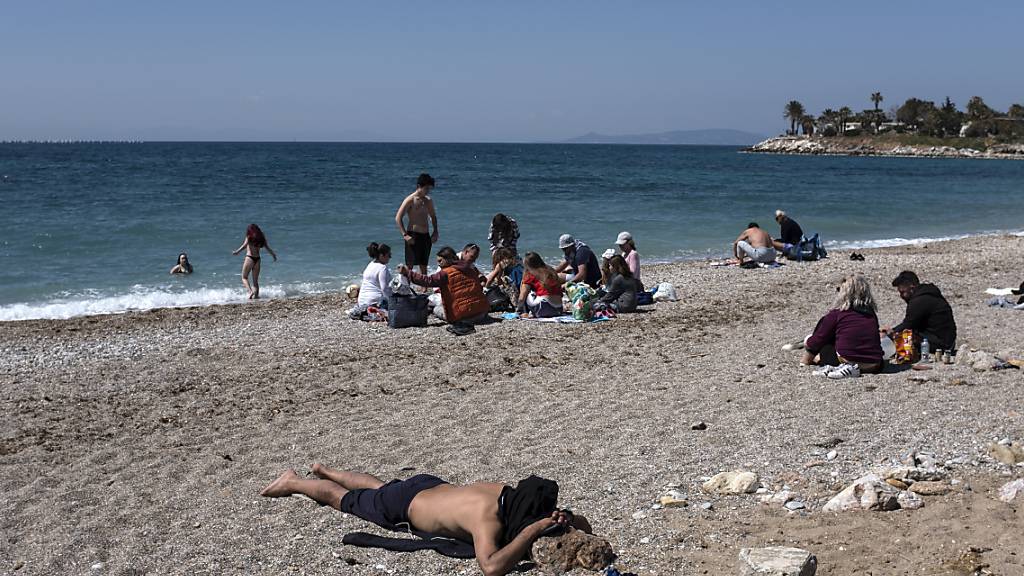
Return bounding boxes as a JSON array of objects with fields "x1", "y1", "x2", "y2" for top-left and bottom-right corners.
[
  {"x1": 784, "y1": 100, "x2": 806, "y2": 135},
  {"x1": 800, "y1": 115, "x2": 816, "y2": 136},
  {"x1": 838, "y1": 106, "x2": 853, "y2": 135},
  {"x1": 871, "y1": 92, "x2": 884, "y2": 112}
]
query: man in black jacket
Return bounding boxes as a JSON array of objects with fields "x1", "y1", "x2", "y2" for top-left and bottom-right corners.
[{"x1": 881, "y1": 270, "x2": 957, "y2": 350}]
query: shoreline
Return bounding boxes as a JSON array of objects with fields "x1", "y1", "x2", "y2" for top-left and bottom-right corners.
[
  {"x1": 747, "y1": 135, "x2": 1024, "y2": 160},
  {"x1": 4, "y1": 229, "x2": 1024, "y2": 323},
  {"x1": 2, "y1": 233, "x2": 1023, "y2": 574}
]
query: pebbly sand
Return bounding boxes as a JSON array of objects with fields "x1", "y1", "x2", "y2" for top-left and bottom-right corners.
[{"x1": 2, "y1": 235, "x2": 1023, "y2": 575}]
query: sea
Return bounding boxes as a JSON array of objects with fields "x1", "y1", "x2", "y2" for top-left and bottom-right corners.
[{"x1": 2, "y1": 142, "x2": 1024, "y2": 321}]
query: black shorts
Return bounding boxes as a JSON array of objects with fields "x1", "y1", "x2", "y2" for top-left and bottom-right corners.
[
  {"x1": 340, "y1": 474, "x2": 447, "y2": 531},
  {"x1": 404, "y1": 232, "x2": 432, "y2": 267}
]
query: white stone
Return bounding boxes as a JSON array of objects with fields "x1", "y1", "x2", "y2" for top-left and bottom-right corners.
[
  {"x1": 702, "y1": 470, "x2": 759, "y2": 495},
  {"x1": 897, "y1": 490, "x2": 924, "y2": 510},
  {"x1": 822, "y1": 474, "x2": 901, "y2": 512},
  {"x1": 738, "y1": 546, "x2": 817, "y2": 576},
  {"x1": 998, "y1": 478, "x2": 1024, "y2": 502}
]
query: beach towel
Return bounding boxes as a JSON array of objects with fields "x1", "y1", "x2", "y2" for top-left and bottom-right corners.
[
  {"x1": 500, "y1": 312, "x2": 611, "y2": 323},
  {"x1": 342, "y1": 530, "x2": 475, "y2": 559}
]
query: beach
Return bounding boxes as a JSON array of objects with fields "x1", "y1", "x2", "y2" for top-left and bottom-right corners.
[{"x1": 2, "y1": 235, "x2": 1023, "y2": 575}]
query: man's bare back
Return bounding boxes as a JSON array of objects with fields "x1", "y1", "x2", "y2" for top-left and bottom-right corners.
[
  {"x1": 408, "y1": 481, "x2": 504, "y2": 542},
  {"x1": 739, "y1": 226, "x2": 772, "y2": 248}
]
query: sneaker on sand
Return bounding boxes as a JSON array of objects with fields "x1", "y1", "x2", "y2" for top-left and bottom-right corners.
[
  {"x1": 827, "y1": 363, "x2": 861, "y2": 379},
  {"x1": 812, "y1": 365, "x2": 836, "y2": 377}
]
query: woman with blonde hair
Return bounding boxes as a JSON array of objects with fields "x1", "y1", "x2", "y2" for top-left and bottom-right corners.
[{"x1": 802, "y1": 274, "x2": 885, "y2": 378}]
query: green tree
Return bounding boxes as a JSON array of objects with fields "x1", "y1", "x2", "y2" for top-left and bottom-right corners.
[
  {"x1": 818, "y1": 108, "x2": 838, "y2": 136},
  {"x1": 896, "y1": 98, "x2": 937, "y2": 128},
  {"x1": 838, "y1": 106, "x2": 853, "y2": 135},
  {"x1": 966, "y1": 96, "x2": 996, "y2": 120},
  {"x1": 800, "y1": 115, "x2": 816, "y2": 136},
  {"x1": 1009, "y1": 103, "x2": 1024, "y2": 118},
  {"x1": 784, "y1": 101, "x2": 806, "y2": 135},
  {"x1": 871, "y1": 92, "x2": 884, "y2": 111},
  {"x1": 938, "y1": 97, "x2": 962, "y2": 137}
]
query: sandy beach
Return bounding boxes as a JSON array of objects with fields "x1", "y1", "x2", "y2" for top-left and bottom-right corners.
[{"x1": 2, "y1": 235, "x2": 1023, "y2": 575}]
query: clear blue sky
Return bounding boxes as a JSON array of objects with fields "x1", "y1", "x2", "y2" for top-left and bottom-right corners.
[{"x1": 2, "y1": 1, "x2": 1022, "y2": 142}]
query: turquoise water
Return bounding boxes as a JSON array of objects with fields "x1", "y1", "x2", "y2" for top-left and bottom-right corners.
[{"x1": 2, "y1": 142, "x2": 1024, "y2": 320}]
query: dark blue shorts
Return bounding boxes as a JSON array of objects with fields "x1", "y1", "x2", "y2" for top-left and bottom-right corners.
[{"x1": 340, "y1": 474, "x2": 447, "y2": 531}]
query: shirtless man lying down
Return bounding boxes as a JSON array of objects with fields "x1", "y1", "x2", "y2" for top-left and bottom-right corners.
[{"x1": 261, "y1": 464, "x2": 592, "y2": 576}]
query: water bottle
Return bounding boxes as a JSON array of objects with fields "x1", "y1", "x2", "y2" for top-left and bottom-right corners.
[{"x1": 920, "y1": 338, "x2": 930, "y2": 363}]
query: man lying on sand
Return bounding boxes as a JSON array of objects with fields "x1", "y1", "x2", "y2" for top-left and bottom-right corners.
[{"x1": 261, "y1": 465, "x2": 592, "y2": 576}]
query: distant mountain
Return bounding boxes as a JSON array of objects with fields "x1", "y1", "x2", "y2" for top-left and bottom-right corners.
[{"x1": 564, "y1": 129, "x2": 767, "y2": 146}]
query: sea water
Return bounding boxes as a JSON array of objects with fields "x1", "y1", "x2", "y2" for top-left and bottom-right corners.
[{"x1": 2, "y1": 142, "x2": 1024, "y2": 321}]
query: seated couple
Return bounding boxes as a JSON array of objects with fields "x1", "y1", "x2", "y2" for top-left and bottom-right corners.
[{"x1": 260, "y1": 465, "x2": 592, "y2": 576}]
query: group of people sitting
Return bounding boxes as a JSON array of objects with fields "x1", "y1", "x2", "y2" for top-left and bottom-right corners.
[
  {"x1": 792, "y1": 270, "x2": 957, "y2": 378},
  {"x1": 353, "y1": 210, "x2": 647, "y2": 325}
]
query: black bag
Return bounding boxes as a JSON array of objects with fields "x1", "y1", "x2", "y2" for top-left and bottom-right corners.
[
  {"x1": 387, "y1": 293, "x2": 429, "y2": 328},
  {"x1": 485, "y1": 287, "x2": 512, "y2": 312}
]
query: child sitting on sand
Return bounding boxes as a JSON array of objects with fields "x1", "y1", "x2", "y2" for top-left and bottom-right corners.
[
  {"x1": 801, "y1": 274, "x2": 885, "y2": 379},
  {"x1": 232, "y1": 223, "x2": 277, "y2": 299}
]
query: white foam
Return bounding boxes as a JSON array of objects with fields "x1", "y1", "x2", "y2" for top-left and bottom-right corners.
[
  {"x1": 826, "y1": 228, "x2": 1024, "y2": 250},
  {"x1": 0, "y1": 283, "x2": 329, "y2": 322}
]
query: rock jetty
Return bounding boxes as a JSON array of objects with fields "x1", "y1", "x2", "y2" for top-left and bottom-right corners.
[{"x1": 747, "y1": 136, "x2": 1024, "y2": 160}]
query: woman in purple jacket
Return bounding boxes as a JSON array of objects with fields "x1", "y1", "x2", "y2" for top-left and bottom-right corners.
[{"x1": 802, "y1": 274, "x2": 885, "y2": 379}]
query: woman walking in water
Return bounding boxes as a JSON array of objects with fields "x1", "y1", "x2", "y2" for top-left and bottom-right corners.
[{"x1": 233, "y1": 223, "x2": 277, "y2": 299}]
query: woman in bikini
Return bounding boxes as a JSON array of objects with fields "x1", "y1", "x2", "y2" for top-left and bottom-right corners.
[{"x1": 233, "y1": 223, "x2": 277, "y2": 299}]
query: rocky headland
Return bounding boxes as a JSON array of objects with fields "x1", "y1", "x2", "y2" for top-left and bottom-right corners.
[{"x1": 748, "y1": 136, "x2": 1024, "y2": 160}]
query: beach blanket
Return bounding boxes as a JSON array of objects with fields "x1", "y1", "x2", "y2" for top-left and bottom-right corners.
[{"x1": 500, "y1": 312, "x2": 610, "y2": 323}]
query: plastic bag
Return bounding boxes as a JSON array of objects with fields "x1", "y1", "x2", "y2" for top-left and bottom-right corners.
[
  {"x1": 390, "y1": 273, "x2": 415, "y2": 297},
  {"x1": 653, "y1": 282, "x2": 678, "y2": 302}
]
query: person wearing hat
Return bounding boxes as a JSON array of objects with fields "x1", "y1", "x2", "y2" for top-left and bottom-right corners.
[
  {"x1": 772, "y1": 210, "x2": 804, "y2": 256},
  {"x1": 615, "y1": 231, "x2": 641, "y2": 285},
  {"x1": 555, "y1": 234, "x2": 601, "y2": 288}
]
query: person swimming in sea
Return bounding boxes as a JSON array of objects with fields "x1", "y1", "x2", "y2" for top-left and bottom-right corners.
[
  {"x1": 232, "y1": 223, "x2": 277, "y2": 299},
  {"x1": 170, "y1": 252, "x2": 193, "y2": 275}
]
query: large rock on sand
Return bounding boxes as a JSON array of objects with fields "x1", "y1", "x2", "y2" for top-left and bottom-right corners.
[
  {"x1": 738, "y1": 546, "x2": 817, "y2": 576},
  {"x1": 999, "y1": 479, "x2": 1024, "y2": 503},
  {"x1": 531, "y1": 530, "x2": 615, "y2": 574},
  {"x1": 703, "y1": 471, "x2": 759, "y2": 495},
  {"x1": 822, "y1": 474, "x2": 902, "y2": 512},
  {"x1": 987, "y1": 442, "x2": 1024, "y2": 465}
]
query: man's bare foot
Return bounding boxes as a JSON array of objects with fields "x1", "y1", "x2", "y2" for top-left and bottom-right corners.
[
  {"x1": 311, "y1": 463, "x2": 326, "y2": 478},
  {"x1": 260, "y1": 469, "x2": 298, "y2": 497}
]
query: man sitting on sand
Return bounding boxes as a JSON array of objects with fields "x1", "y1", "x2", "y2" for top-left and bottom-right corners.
[
  {"x1": 733, "y1": 222, "x2": 777, "y2": 265},
  {"x1": 395, "y1": 173, "x2": 440, "y2": 277},
  {"x1": 399, "y1": 246, "x2": 490, "y2": 324},
  {"x1": 772, "y1": 210, "x2": 804, "y2": 256},
  {"x1": 260, "y1": 464, "x2": 592, "y2": 576},
  {"x1": 555, "y1": 234, "x2": 602, "y2": 288},
  {"x1": 881, "y1": 270, "x2": 957, "y2": 352}
]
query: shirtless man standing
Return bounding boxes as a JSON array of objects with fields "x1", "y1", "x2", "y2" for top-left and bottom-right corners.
[
  {"x1": 733, "y1": 222, "x2": 777, "y2": 265},
  {"x1": 261, "y1": 465, "x2": 591, "y2": 576},
  {"x1": 395, "y1": 173, "x2": 440, "y2": 276}
]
